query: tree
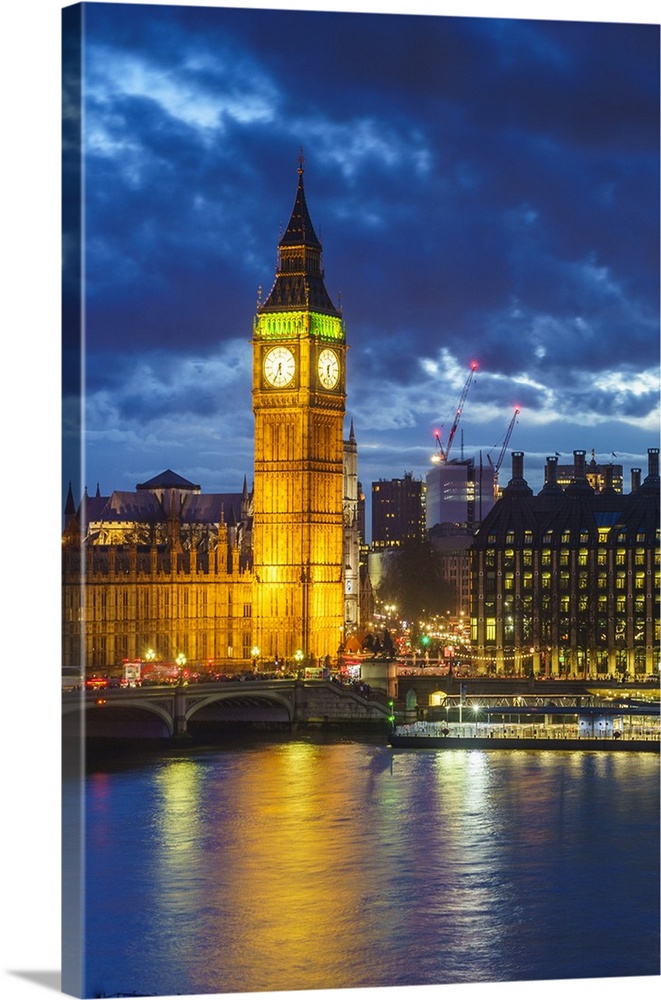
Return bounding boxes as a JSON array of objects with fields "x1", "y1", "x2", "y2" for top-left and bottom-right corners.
[{"x1": 376, "y1": 540, "x2": 458, "y2": 623}]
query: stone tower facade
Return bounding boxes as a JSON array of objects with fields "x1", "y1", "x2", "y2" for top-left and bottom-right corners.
[
  {"x1": 342, "y1": 420, "x2": 360, "y2": 639},
  {"x1": 251, "y1": 157, "x2": 347, "y2": 663}
]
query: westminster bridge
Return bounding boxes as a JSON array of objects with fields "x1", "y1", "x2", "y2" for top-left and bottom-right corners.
[
  {"x1": 61, "y1": 668, "x2": 658, "y2": 741},
  {"x1": 62, "y1": 678, "x2": 390, "y2": 740},
  {"x1": 394, "y1": 671, "x2": 660, "y2": 717}
]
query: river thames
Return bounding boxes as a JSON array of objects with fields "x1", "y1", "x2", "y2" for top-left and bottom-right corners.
[{"x1": 74, "y1": 734, "x2": 659, "y2": 998}]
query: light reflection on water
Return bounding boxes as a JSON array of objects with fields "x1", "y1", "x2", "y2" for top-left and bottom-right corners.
[{"x1": 83, "y1": 740, "x2": 660, "y2": 997}]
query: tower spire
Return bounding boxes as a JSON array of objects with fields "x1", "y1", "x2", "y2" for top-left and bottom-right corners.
[{"x1": 259, "y1": 154, "x2": 338, "y2": 315}]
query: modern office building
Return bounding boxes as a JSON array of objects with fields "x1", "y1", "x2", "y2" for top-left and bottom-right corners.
[
  {"x1": 470, "y1": 449, "x2": 660, "y2": 678},
  {"x1": 371, "y1": 472, "x2": 426, "y2": 550},
  {"x1": 425, "y1": 458, "x2": 495, "y2": 533},
  {"x1": 423, "y1": 458, "x2": 496, "y2": 617}
]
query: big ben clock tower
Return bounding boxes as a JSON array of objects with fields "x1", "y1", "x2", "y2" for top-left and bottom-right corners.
[{"x1": 252, "y1": 153, "x2": 346, "y2": 664}]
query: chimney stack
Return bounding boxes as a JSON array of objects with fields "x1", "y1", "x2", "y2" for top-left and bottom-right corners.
[
  {"x1": 540, "y1": 455, "x2": 564, "y2": 496},
  {"x1": 631, "y1": 468, "x2": 641, "y2": 492},
  {"x1": 573, "y1": 449, "x2": 586, "y2": 480},
  {"x1": 512, "y1": 451, "x2": 524, "y2": 481},
  {"x1": 545, "y1": 455, "x2": 558, "y2": 485},
  {"x1": 504, "y1": 451, "x2": 533, "y2": 496}
]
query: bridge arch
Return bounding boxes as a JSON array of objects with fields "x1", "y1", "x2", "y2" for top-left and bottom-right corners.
[
  {"x1": 63, "y1": 698, "x2": 175, "y2": 738},
  {"x1": 185, "y1": 690, "x2": 294, "y2": 725}
]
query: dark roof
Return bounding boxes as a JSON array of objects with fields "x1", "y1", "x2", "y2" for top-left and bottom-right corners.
[
  {"x1": 136, "y1": 469, "x2": 201, "y2": 491},
  {"x1": 76, "y1": 492, "x2": 111, "y2": 529},
  {"x1": 279, "y1": 169, "x2": 321, "y2": 249},
  {"x1": 94, "y1": 491, "x2": 164, "y2": 523},
  {"x1": 182, "y1": 493, "x2": 244, "y2": 524},
  {"x1": 260, "y1": 164, "x2": 339, "y2": 316},
  {"x1": 475, "y1": 474, "x2": 658, "y2": 547},
  {"x1": 78, "y1": 489, "x2": 245, "y2": 528}
]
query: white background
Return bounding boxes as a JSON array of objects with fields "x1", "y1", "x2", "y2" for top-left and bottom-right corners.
[{"x1": 1, "y1": 2, "x2": 658, "y2": 999}]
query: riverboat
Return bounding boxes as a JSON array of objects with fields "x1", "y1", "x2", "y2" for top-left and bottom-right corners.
[{"x1": 388, "y1": 714, "x2": 660, "y2": 753}]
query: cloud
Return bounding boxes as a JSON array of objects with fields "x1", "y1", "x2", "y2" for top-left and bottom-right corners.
[
  {"x1": 86, "y1": 340, "x2": 251, "y2": 418},
  {"x1": 62, "y1": 4, "x2": 658, "y2": 515},
  {"x1": 85, "y1": 37, "x2": 280, "y2": 137}
]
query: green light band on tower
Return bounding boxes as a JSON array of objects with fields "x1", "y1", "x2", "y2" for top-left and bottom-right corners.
[{"x1": 255, "y1": 311, "x2": 345, "y2": 342}]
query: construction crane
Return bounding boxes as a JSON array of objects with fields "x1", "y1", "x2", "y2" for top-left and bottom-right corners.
[
  {"x1": 487, "y1": 405, "x2": 520, "y2": 496},
  {"x1": 431, "y1": 361, "x2": 478, "y2": 464}
]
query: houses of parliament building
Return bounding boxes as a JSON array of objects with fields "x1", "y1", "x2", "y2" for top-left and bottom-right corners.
[{"x1": 62, "y1": 161, "x2": 363, "y2": 672}]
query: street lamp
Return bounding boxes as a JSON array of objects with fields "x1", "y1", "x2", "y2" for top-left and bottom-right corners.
[
  {"x1": 294, "y1": 649, "x2": 304, "y2": 676},
  {"x1": 251, "y1": 645, "x2": 260, "y2": 670},
  {"x1": 176, "y1": 651, "x2": 187, "y2": 684}
]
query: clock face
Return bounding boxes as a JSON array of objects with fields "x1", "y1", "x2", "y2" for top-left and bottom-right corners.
[
  {"x1": 318, "y1": 348, "x2": 340, "y2": 389},
  {"x1": 264, "y1": 346, "x2": 296, "y2": 388}
]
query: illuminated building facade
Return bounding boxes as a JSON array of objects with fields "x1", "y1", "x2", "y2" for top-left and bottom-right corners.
[
  {"x1": 62, "y1": 162, "x2": 354, "y2": 671},
  {"x1": 251, "y1": 157, "x2": 347, "y2": 662},
  {"x1": 470, "y1": 449, "x2": 660, "y2": 677},
  {"x1": 62, "y1": 471, "x2": 254, "y2": 669},
  {"x1": 342, "y1": 421, "x2": 361, "y2": 640}
]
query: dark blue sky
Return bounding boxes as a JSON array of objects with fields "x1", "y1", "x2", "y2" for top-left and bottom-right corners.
[{"x1": 62, "y1": 0, "x2": 659, "y2": 511}]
